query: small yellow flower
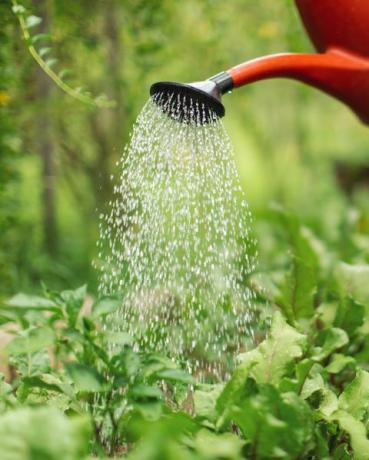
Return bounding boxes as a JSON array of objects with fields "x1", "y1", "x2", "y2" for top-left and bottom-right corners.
[{"x1": 0, "y1": 91, "x2": 11, "y2": 106}]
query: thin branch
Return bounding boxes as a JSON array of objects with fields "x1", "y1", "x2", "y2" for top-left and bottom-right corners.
[{"x1": 11, "y1": 0, "x2": 116, "y2": 109}]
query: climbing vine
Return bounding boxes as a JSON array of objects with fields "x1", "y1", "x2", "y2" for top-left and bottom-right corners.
[{"x1": 11, "y1": 0, "x2": 116, "y2": 108}]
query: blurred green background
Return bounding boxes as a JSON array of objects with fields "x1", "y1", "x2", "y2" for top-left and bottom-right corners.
[{"x1": 1, "y1": 0, "x2": 369, "y2": 297}]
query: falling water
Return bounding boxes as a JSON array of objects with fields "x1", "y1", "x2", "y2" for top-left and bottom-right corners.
[{"x1": 96, "y1": 93, "x2": 257, "y2": 377}]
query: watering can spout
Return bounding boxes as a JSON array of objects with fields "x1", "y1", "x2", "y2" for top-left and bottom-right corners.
[
  {"x1": 227, "y1": 50, "x2": 369, "y2": 124},
  {"x1": 151, "y1": 0, "x2": 369, "y2": 125}
]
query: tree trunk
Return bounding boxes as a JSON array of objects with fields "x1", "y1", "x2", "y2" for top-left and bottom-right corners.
[
  {"x1": 89, "y1": 0, "x2": 125, "y2": 211},
  {"x1": 33, "y1": 0, "x2": 58, "y2": 256}
]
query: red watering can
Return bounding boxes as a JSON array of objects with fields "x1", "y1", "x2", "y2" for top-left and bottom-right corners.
[{"x1": 152, "y1": 0, "x2": 369, "y2": 125}]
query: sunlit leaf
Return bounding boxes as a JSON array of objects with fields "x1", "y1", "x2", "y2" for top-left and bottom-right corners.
[
  {"x1": 64, "y1": 363, "x2": 104, "y2": 392},
  {"x1": 25, "y1": 15, "x2": 42, "y2": 28}
]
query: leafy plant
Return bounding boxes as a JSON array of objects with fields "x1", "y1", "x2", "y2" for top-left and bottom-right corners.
[
  {"x1": 11, "y1": 0, "x2": 115, "y2": 108},
  {"x1": 1, "y1": 209, "x2": 369, "y2": 459},
  {"x1": 0, "y1": 285, "x2": 193, "y2": 457}
]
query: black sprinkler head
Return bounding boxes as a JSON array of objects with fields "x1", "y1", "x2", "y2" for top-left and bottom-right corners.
[{"x1": 150, "y1": 72, "x2": 233, "y2": 125}]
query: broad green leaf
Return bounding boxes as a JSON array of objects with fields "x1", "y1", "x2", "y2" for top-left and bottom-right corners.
[
  {"x1": 326, "y1": 354, "x2": 356, "y2": 374},
  {"x1": 334, "y1": 411, "x2": 369, "y2": 460},
  {"x1": 316, "y1": 302, "x2": 338, "y2": 328},
  {"x1": 313, "y1": 328, "x2": 349, "y2": 361},
  {"x1": 0, "y1": 313, "x2": 15, "y2": 325},
  {"x1": 133, "y1": 401, "x2": 163, "y2": 421},
  {"x1": 129, "y1": 384, "x2": 162, "y2": 401},
  {"x1": 61, "y1": 285, "x2": 87, "y2": 326},
  {"x1": 61, "y1": 285, "x2": 87, "y2": 311},
  {"x1": 140, "y1": 354, "x2": 179, "y2": 380},
  {"x1": 319, "y1": 388, "x2": 339, "y2": 418},
  {"x1": 21, "y1": 375, "x2": 64, "y2": 394},
  {"x1": 335, "y1": 263, "x2": 369, "y2": 304},
  {"x1": 217, "y1": 311, "x2": 306, "y2": 416},
  {"x1": 154, "y1": 368, "x2": 194, "y2": 384},
  {"x1": 334, "y1": 297, "x2": 365, "y2": 337},
  {"x1": 125, "y1": 412, "x2": 198, "y2": 459},
  {"x1": 194, "y1": 429, "x2": 244, "y2": 459},
  {"x1": 301, "y1": 364, "x2": 325, "y2": 400},
  {"x1": 273, "y1": 207, "x2": 319, "y2": 321},
  {"x1": 231, "y1": 385, "x2": 314, "y2": 459},
  {"x1": 338, "y1": 370, "x2": 369, "y2": 420},
  {"x1": 65, "y1": 363, "x2": 104, "y2": 392},
  {"x1": 92, "y1": 298, "x2": 121, "y2": 317},
  {"x1": 216, "y1": 355, "x2": 257, "y2": 419},
  {"x1": 314, "y1": 425, "x2": 331, "y2": 460},
  {"x1": 194, "y1": 384, "x2": 223, "y2": 422},
  {"x1": 4, "y1": 293, "x2": 58, "y2": 311},
  {"x1": 6, "y1": 327, "x2": 54, "y2": 355},
  {"x1": 247, "y1": 311, "x2": 306, "y2": 385},
  {"x1": 332, "y1": 443, "x2": 351, "y2": 460},
  {"x1": 0, "y1": 407, "x2": 91, "y2": 460},
  {"x1": 279, "y1": 358, "x2": 314, "y2": 394},
  {"x1": 0, "y1": 374, "x2": 16, "y2": 410}
]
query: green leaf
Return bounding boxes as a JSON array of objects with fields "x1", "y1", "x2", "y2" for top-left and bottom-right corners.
[
  {"x1": 45, "y1": 58, "x2": 58, "y2": 68},
  {"x1": 300, "y1": 364, "x2": 325, "y2": 400},
  {"x1": 58, "y1": 69, "x2": 73, "y2": 80},
  {"x1": 326, "y1": 354, "x2": 356, "y2": 374},
  {"x1": 217, "y1": 311, "x2": 306, "y2": 417},
  {"x1": 194, "y1": 384, "x2": 223, "y2": 422},
  {"x1": 334, "y1": 297, "x2": 365, "y2": 337},
  {"x1": 129, "y1": 384, "x2": 162, "y2": 402},
  {"x1": 338, "y1": 370, "x2": 369, "y2": 420},
  {"x1": 21, "y1": 375, "x2": 64, "y2": 394},
  {"x1": 0, "y1": 407, "x2": 91, "y2": 460},
  {"x1": 39, "y1": 46, "x2": 51, "y2": 58},
  {"x1": 61, "y1": 285, "x2": 86, "y2": 308},
  {"x1": 92, "y1": 298, "x2": 121, "y2": 318},
  {"x1": 320, "y1": 388, "x2": 339, "y2": 418},
  {"x1": 154, "y1": 368, "x2": 194, "y2": 384},
  {"x1": 4, "y1": 293, "x2": 58, "y2": 311},
  {"x1": 332, "y1": 443, "x2": 352, "y2": 460},
  {"x1": 245, "y1": 311, "x2": 306, "y2": 385},
  {"x1": 61, "y1": 285, "x2": 87, "y2": 326},
  {"x1": 25, "y1": 15, "x2": 42, "y2": 28},
  {"x1": 31, "y1": 33, "x2": 51, "y2": 44},
  {"x1": 194, "y1": 429, "x2": 244, "y2": 459},
  {"x1": 313, "y1": 328, "x2": 349, "y2": 361},
  {"x1": 335, "y1": 263, "x2": 369, "y2": 304},
  {"x1": 125, "y1": 411, "x2": 199, "y2": 458},
  {"x1": 314, "y1": 424, "x2": 331, "y2": 460},
  {"x1": 104, "y1": 331, "x2": 132, "y2": 346},
  {"x1": 231, "y1": 385, "x2": 314, "y2": 459},
  {"x1": 12, "y1": 4, "x2": 26, "y2": 15},
  {"x1": 64, "y1": 363, "x2": 104, "y2": 392},
  {"x1": 334, "y1": 411, "x2": 369, "y2": 460},
  {"x1": 132, "y1": 401, "x2": 163, "y2": 421},
  {"x1": 273, "y1": 207, "x2": 319, "y2": 322},
  {"x1": 216, "y1": 356, "x2": 257, "y2": 420},
  {"x1": 6, "y1": 327, "x2": 54, "y2": 355}
]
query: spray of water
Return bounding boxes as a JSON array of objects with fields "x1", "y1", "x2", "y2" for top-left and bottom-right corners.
[{"x1": 96, "y1": 93, "x2": 257, "y2": 377}]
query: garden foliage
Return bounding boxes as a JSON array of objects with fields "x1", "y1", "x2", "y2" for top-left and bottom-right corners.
[{"x1": 1, "y1": 208, "x2": 369, "y2": 459}]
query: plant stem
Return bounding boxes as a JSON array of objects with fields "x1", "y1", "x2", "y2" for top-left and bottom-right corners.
[{"x1": 11, "y1": 0, "x2": 116, "y2": 109}]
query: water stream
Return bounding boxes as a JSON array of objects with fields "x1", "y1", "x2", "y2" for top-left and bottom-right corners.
[{"x1": 96, "y1": 94, "x2": 257, "y2": 377}]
